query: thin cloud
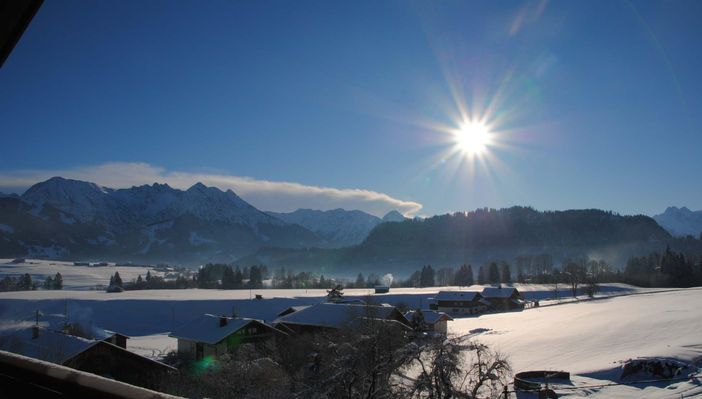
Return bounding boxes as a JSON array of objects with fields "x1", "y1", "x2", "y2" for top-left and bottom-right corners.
[{"x1": 0, "y1": 162, "x2": 422, "y2": 217}]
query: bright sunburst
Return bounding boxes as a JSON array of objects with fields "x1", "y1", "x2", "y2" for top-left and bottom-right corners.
[{"x1": 454, "y1": 121, "x2": 492, "y2": 156}]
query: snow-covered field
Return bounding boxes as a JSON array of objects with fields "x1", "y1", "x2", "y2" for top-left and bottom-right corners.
[
  {"x1": 0, "y1": 258, "x2": 163, "y2": 289},
  {"x1": 451, "y1": 288, "x2": 702, "y2": 398},
  {"x1": 0, "y1": 261, "x2": 699, "y2": 398}
]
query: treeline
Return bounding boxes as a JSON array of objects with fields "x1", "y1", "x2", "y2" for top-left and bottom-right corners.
[
  {"x1": 0, "y1": 272, "x2": 63, "y2": 292},
  {"x1": 105, "y1": 270, "x2": 194, "y2": 292},
  {"x1": 386, "y1": 256, "x2": 611, "y2": 293},
  {"x1": 387, "y1": 247, "x2": 702, "y2": 291},
  {"x1": 623, "y1": 246, "x2": 702, "y2": 287},
  {"x1": 104, "y1": 246, "x2": 702, "y2": 293},
  {"x1": 270, "y1": 267, "x2": 340, "y2": 289},
  {"x1": 111, "y1": 264, "x2": 343, "y2": 291},
  {"x1": 194, "y1": 264, "x2": 342, "y2": 290},
  {"x1": 346, "y1": 272, "x2": 394, "y2": 289},
  {"x1": 198, "y1": 264, "x2": 266, "y2": 289}
]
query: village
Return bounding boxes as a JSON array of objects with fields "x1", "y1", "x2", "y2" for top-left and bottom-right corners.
[
  {"x1": 0, "y1": 284, "x2": 528, "y2": 391},
  {"x1": 1, "y1": 264, "x2": 701, "y2": 398}
]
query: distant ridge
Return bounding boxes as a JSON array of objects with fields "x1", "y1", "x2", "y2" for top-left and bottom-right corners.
[{"x1": 243, "y1": 207, "x2": 673, "y2": 275}]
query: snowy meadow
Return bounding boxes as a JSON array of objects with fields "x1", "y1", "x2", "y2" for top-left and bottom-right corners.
[{"x1": 0, "y1": 259, "x2": 701, "y2": 397}]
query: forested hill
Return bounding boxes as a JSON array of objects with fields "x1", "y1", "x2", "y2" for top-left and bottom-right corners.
[
  {"x1": 245, "y1": 207, "x2": 673, "y2": 275},
  {"x1": 361, "y1": 207, "x2": 668, "y2": 253}
]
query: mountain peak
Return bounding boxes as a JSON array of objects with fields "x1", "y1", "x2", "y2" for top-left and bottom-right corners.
[
  {"x1": 654, "y1": 206, "x2": 702, "y2": 236},
  {"x1": 187, "y1": 182, "x2": 209, "y2": 191},
  {"x1": 382, "y1": 210, "x2": 406, "y2": 222},
  {"x1": 21, "y1": 177, "x2": 116, "y2": 223},
  {"x1": 151, "y1": 182, "x2": 172, "y2": 190},
  {"x1": 266, "y1": 208, "x2": 382, "y2": 247},
  {"x1": 23, "y1": 176, "x2": 112, "y2": 198}
]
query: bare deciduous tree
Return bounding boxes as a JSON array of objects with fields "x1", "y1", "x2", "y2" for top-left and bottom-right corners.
[{"x1": 395, "y1": 335, "x2": 511, "y2": 399}]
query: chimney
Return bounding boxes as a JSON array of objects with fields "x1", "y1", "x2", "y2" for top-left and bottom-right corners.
[
  {"x1": 219, "y1": 316, "x2": 228, "y2": 327},
  {"x1": 32, "y1": 309, "x2": 40, "y2": 339}
]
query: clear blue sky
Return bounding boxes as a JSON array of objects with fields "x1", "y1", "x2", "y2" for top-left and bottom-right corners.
[{"x1": 1, "y1": 0, "x2": 701, "y2": 217}]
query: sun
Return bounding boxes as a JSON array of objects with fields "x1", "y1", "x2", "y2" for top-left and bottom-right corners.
[{"x1": 454, "y1": 121, "x2": 491, "y2": 155}]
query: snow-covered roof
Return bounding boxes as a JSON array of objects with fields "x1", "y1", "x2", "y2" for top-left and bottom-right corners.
[
  {"x1": 104, "y1": 330, "x2": 130, "y2": 339},
  {"x1": 404, "y1": 310, "x2": 453, "y2": 325},
  {"x1": 435, "y1": 291, "x2": 482, "y2": 301},
  {"x1": 0, "y1": 326, "x2": 97, "y2": 364},
  {"x1": 274, "y1": 303, "x2": 407, "y2": 329},
  {"x1": 169, "y1": 314, "x2": 273, "y2": 345},
  {"x1": 482, "y1": 287, "x2": 520, "y2": 299},
  {"x1": 276, "y1": 306, "x2": 311, "y2": 317}
]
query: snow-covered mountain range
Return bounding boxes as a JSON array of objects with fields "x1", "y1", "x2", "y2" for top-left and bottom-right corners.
[
  {"x1": 22, "y1": 177, "x2": 280, "y2": 228},
  {"x1": 653, "y1": 206, "x2": 702, "y2": 237},
  {"x1": 0, "y1": 177, "x2": 404, "y2": 263}
]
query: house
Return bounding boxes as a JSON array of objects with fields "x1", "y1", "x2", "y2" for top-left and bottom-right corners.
[
  {"x1": 432, "y1": 291, "x2": 490, "y2": 315},
  {"x1": 404, "y1": 309, "x2": 454, "y2": 334},
  {"x1": 273, "y1": 302, "x2": 411, "y2": 334},
  {"x1": 0, "y1": 326, "x2": 175, "y2": 389},
  {"x1": 481, "y1": 286, "x2": 525, "y2": 311},
  {"x1": 102, "y1": 331, "x2": 129, "y2": 349},
  {"x1": 169, "y1": 314, "x2": 283, "y2": 361}
]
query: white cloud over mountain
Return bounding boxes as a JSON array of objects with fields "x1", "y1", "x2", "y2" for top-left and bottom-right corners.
[{"x1": 0, "y1": 162, "x2": 422, "y2": 217}]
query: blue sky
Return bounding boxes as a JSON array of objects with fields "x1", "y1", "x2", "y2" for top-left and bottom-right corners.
[{"x1": 1, "y1": 0, "x2": 701, "y2": 217}]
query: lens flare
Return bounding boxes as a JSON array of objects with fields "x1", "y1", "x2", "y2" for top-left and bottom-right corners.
[{"x1": 191, "y1": 355, "x2": 218, "y2": 374}]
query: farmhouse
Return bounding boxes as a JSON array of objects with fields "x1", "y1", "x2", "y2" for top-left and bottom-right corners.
[
  {"x1": 481, "y1": 286, "x2": 525, "y2": 311},
  {"x1": 169, "y1": 314, "x2": 282, "y2": 360},
  {"x1": 404, "y1": 309, "x2": 453, "y2": 334},
  {"x1": 0, "y1": 326, "x2": 175, "y2": 389},
  {"x1": 273, "y1": 302, "x2": 411, "y2": 334},
  {"x1": 432, "y1": 291, "x2": 490, "y2": 315}
]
